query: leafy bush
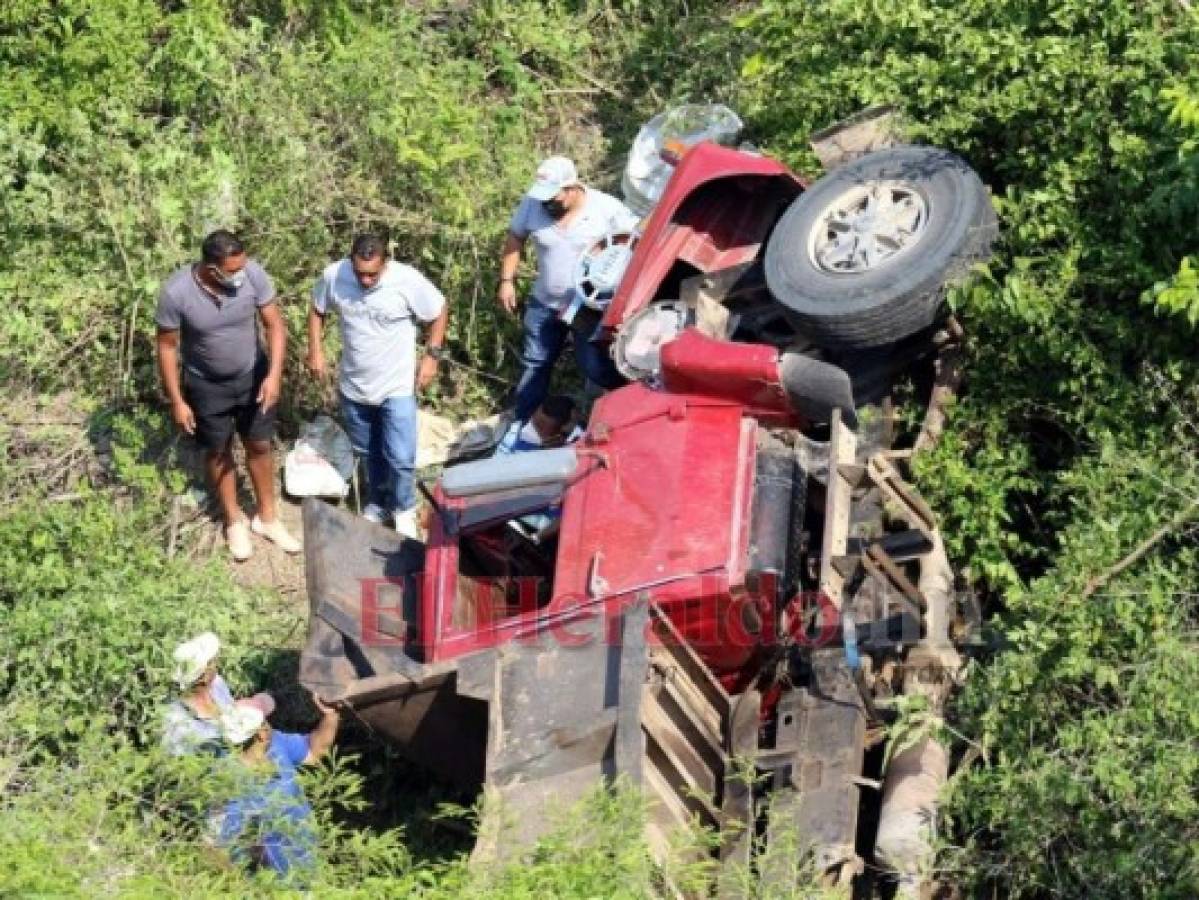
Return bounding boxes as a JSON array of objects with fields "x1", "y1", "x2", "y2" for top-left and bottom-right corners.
[{"x1": 0, "y1": 1, "x2": 613, "y2": 416}]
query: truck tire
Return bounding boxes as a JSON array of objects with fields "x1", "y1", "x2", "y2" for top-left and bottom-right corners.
[{"x1": 764, "y1": 146, "x2": 996, "y2": 349}]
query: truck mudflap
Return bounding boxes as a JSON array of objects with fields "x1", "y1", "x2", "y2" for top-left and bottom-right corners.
[
  {"x1": 758, "y1": 650, "x2": 867, "y2": 888},
  {"x1": 467, "y1": 596, "x2": 767, "y2": 882},
  {"x1": 299, "y1": 499, "x2": 488, "y2": 786}
]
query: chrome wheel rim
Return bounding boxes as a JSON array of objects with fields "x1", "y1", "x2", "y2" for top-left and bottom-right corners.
[{"x1": 807, "y1": 180, "x2": 929, "y2": 274}]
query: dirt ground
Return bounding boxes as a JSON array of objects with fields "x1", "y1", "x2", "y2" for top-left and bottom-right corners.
[
  {"x1": 174, "y1": 436, "x2": 311, "y2": 600},
  {"x1": 226, "y1": 487, "x2": 308, "y2": 596}
]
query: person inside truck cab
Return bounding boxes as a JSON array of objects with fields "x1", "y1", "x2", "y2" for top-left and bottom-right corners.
[
  {"x1": 488, "y1": 395, "x2": 581, "y2": 544},
  {"x1": 493, "y1": 394, "x2": 582, "y2": 457},
  {"x1": 496, "y1": 156, "x2": 638, "y2": 421}
]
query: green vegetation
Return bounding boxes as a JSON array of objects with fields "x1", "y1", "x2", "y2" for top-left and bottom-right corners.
[{"x1": 2, "y1": 0, "x2": 1198, "y2": 897}]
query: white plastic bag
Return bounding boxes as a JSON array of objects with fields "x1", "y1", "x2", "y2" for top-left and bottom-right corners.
[{"x1": 284, "y1": 415, "x2": 355, "y2": 498}]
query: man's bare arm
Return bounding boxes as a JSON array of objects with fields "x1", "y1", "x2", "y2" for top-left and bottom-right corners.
[
  {"x1": 156, "y1": 329, "x2": 195, "y2": 434},
  {"x1": 417, "y1": 302, "x2": 450, "y2": 391},
  {"x1": 426, "y1": 302, "x2": 449, "y2": 350},
  {"x1": 303, "y1": 694, "x2": 341, "y2": 764},
  {"x1": 306, "y1": 306, "x2": 328, "y2": 379},
  {"x1": 256, "y1": 303, "x2": 286, "y2": 411},
  {"x1": 496, "y1": 231, "x2": 526, "y2": 315},
  {"x1": 258, "y1": 302, "x2": 286, "y2": 384}
]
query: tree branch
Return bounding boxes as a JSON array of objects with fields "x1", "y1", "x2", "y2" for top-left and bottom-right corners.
[{"x1": 1081, "y1": 495, "x2": 1199, "y2": 598}]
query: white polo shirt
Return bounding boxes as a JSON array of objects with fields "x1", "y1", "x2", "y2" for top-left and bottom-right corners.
[{"x1": 313, "y1": 259, "x2": 445, "y2": 405}]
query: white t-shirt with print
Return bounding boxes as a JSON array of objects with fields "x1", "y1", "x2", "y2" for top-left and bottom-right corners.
[{"x1": 313, "y1": 259, "x2": 445, "y2": 405}]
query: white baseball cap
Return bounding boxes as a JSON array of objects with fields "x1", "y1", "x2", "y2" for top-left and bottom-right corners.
[
  {"x1": 221, "y1": 703, "x2": 266, "y2": 746},
  {"x1": 172, "y1": 631, "x2": 220, "y2": 690},
  {"x1": 526, "y1": 156, "x2": 579, "y2": 201}
]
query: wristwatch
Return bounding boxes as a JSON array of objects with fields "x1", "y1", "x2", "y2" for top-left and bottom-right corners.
[{"x1": 426, "y1": 346, "x2": 446, "y2": 361}]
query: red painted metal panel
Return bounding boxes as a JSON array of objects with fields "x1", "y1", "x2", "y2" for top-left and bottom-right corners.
[
  {"x1": 418, "y1": 383, "x2": 771, "y2": 675},
  {"x1": 550, "y1": 384, "x2": 751, "y2": 609},
  {"x1": 603, "y1": 142, "x2": 804, "y2": 331},
  {"x1": 661, "y1": 329, "x2": 788, "y2": 412}
]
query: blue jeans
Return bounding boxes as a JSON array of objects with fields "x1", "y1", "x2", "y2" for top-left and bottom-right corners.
[
  {"x1": 514, "y1": 299, "x2": 624, "y2": 421},
  {"x1": 340, "y1": 394, "x2": 417, "y2": 513}
]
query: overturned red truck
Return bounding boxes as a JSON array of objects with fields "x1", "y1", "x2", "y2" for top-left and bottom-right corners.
[{"x1": 300, "y1": 118, "x2": 997, "y2": 892}]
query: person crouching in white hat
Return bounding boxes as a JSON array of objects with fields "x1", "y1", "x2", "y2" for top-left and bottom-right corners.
[
  {"x1": 162, "y1": 631, "x2": 274, "y2": 757},
  {"x1": 215, "y1": 693, "x2": 341, "y2": 879}
]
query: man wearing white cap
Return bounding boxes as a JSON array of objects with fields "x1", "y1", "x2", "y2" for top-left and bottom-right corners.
[
  {"x1": 162, "y1": 631, "x2": 276, "y2": 756},
  {"x1": 497, "y1": 156, "x2": 639, "y2": 420},
  {"x1": 216, "y1": 693, "x2": 340, "y2": 878}
]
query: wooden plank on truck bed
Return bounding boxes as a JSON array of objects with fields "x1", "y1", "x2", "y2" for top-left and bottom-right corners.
[{"x1": 819, "y1": 410, "x2": 858, "y2": 611}]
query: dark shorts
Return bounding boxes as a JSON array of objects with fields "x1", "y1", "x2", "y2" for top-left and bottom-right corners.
[{"x1": 183, "y1": 360, "x2": 276, "y2": 452}]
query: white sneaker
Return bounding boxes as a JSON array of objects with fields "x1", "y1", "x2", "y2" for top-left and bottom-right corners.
[
  {"x1": 251, "y1": 515, "x2": 303, "y2": 554},
  {"x1": 361, "y1": 503, "x2": 389, "y2": 525},
  {"x1": 394, "y1": 507, "x2": 420, "y2": 540},
  {"x1": 225, "y1": 519, "x2": 253, "y2": 562}
]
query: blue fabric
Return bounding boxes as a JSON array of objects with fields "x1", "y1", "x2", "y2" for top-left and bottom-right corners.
[
  {"x1": 218, "y1": 731, "x2": 316, "y2": 879},
  {"x1": 211, "y1": 676, "x2": 234, "y2": 708},
  {"x1": 340, "y1": 392, "x2": 418, "y2": 512},
  {"x1": 493, "y1": 421, "x2": 542, "y2": 457},
  {"x1": 842, "y1": 611, "x2": 861, "y2": 671},
  {"x1": 514, "y1": 299, "x2": 623, "y2": 421},
  {"x1": 490, "y1": 422, "x2": 563, "y2": 532}
]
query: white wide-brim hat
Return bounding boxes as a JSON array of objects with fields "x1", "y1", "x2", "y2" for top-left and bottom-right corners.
[{"x1": 172, "y1": 631, "x2": 220, "y2": 690}]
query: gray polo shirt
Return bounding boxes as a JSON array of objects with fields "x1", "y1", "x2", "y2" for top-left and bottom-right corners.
[
  {"x1": 155, "y1": 260, "x2": 276, "y2": 380},
  {"x1": 509, "y1": 187, "x2": 639, "y2": 311},
  {"x1": 313, "y1": 259, "x2": 446, "y2": 405}
]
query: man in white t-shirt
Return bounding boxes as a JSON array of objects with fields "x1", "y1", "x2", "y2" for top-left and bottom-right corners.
[
  {"x1": 496, "y1": 156, "x2": 639, "y2": 420},
  {"x1": 306, "y1": 234, "x2": 449, "y2": 538}
]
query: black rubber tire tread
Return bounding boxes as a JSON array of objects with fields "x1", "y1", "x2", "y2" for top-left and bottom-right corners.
[{"x1": 764, "y1": 146, "x2": 997, "y2": 349}]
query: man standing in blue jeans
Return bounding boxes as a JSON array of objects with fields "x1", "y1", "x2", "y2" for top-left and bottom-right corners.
[
  {"x1": 497, "y1": 156, "x2": 639, "y2": 420},
  {"x1": 306, "y1": 234, "x2": 448, "y2": 538}
]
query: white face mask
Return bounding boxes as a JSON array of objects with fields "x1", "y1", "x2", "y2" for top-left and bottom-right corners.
[
  {"x1": 210, "y1": 265, "x2": 247, "y2": 292},
  {"x1": 518, "y1": 421, "x2": 544, "y2": 446}
]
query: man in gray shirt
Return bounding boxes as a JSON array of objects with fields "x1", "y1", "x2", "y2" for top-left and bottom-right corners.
[
  {"x1": 497, "y1": 155, "x2": 639, "y2": 419},
  {"x1": 155, "y1": 230, "x2": 300, "y2": 561},
  {"x1": 306, "y1": 234, "x2": 449, "y2": 539}
]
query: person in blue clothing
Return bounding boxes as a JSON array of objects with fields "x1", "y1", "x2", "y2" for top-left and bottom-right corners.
[
  {"x1": 162, "y1": 631, "x2": 276, "y2": 757},
  {"x1": 492, "y1": 395, "x2": 582, "y2": 542},
  {"x1": 216, "y1": 692, "x2": 341, "y2": 880},
  {"x1": 493, "y1": 394, "x2": 581, "y2": 457}
]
